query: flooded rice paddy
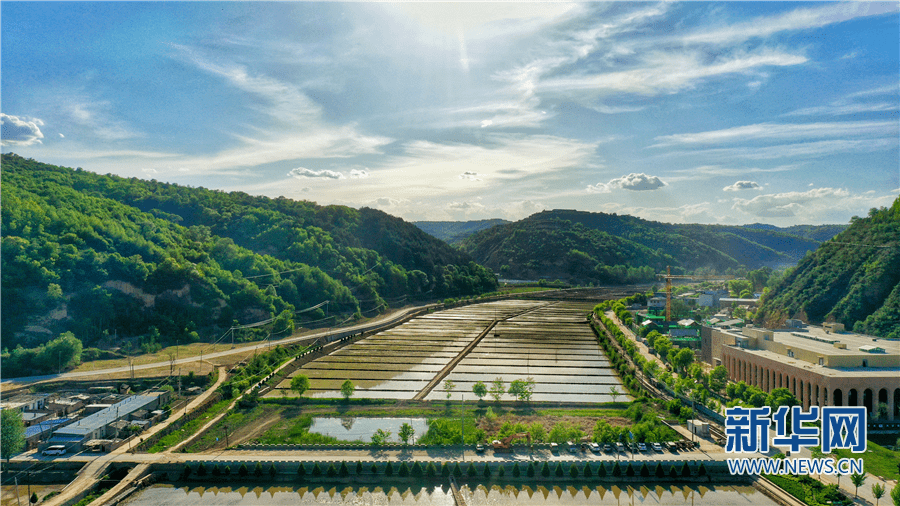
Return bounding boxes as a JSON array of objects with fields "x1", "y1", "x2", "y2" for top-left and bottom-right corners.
[
  {"x1": 272, "y1": 300, "x2": 626, "y2": 403},
  {"x1": 307, "y1": 417, "x2": 428, "y2": 443},
  {"x1": 124, "y1": 482, "x2": 773, "y2": 505}
]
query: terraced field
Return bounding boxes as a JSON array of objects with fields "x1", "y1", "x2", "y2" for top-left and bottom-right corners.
[
  {"x1": 272, "y1": 299, "x2": 626, "y2": 403},
  {"x1": 423, "y1": 302, "x2": 625, "y2": 403}
]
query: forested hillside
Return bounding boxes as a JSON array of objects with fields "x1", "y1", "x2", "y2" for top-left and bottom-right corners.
[
  {"x1": 755, "y1": 198, "x2": 900, "y2": 337},
  {"x1": 1, "y1": 154, "x2": 497, "y2": 370},
  {"x1": 458, "y1": 210, "x2": 841, "y2": 283},
  {"x1": 414, "y1": 219, "x2": 509, "y2": 244}
]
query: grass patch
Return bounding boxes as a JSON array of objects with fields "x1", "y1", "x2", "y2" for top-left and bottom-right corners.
[
  {"x1": 765, "y1": 474, "x2": 849, "y2": 506},
  {"x1": 147, "y1": 399, "x2": 231, "y2": 453},
  {"x1": 536, "y1": 407, "x2": 628, "y2": 418},
  {"x1": 254, "y1": 413, "x2": 347, "y2": 444},
  {"x1": 72, "y1": 488, "x2": 109, "y2": 506},
  {"x1": 833, "y1": 440, "x2": 899, "y2": 481},
  {"x1": 186, "y1": 403, "x2": 283, "y2": 452}
]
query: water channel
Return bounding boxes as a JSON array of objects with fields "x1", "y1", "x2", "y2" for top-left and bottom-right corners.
[{"x1": 123, "y1": 482, "x2": 774, "y2": 505}]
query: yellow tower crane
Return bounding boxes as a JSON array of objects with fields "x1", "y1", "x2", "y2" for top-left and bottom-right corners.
[{"x1": 656, "y1": 266, "x2": 735, "y2": 321}]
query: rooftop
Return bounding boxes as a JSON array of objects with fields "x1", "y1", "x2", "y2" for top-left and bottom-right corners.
[
  {"x1": 728, "y1": 347, "x2": 900, "y2": 378},
  {"x1": 52, "y1": 393, "x2": 162, "y2": 437},
  {"x1": 25, "y1": 418, "x2": 73, "y2": 439},
  {"x1": 769, "y1": 327, "x2": 900, "y2": 358}
]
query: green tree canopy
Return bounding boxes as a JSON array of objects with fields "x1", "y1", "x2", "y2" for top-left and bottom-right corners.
[{"x1": 1, "y1": 409, "x2": 25, "y2": 462}]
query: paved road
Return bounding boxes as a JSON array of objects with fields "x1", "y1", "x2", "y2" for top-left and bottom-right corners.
[{"x1": 1, "y1": 306, "x2": 426, "y2": 385}]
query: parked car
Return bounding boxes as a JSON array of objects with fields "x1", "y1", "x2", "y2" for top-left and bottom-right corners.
[
  {"x1": 603, "y1": 443, "x2": 613, "y2": 453},
  {"x1": 652, "y1": 442, "x2": 664, "y2": 452},
  {"x1": 616, "y1": 442, "x2": 626, "y2": 453},
  {"x1": 638, "y1": 442, "x2": 648, "y2": 452},
  {"x1": 589, "y1": 442, "x2": 601, "y2": 453},
  {"x1": 567, "y1": 441, "x2": 578, "y2": 453},
  {"x1": 550, "y1": 442, "x2": 559, "y2": 453},
  {"x1": 42, "y1": 445, "x2": 66, "y2": 456},
  {"x1": 475, "y1": 443, "x2": 485, "y2": 453}
]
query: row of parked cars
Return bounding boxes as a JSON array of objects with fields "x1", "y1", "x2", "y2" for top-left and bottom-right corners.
[{"x1": 550, "y1": 441, "x2": 678, "y2": 454}]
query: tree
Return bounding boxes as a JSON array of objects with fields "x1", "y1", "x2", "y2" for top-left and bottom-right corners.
[
  {"x1": 851, "y1": 472, "x2": 866, "y2": 498},
  {"x1": 399, "y1": 423, "x2": 415, "y2": 445},
  {"x1": 654, "y1": 336, "x2": 673, "y2": 363},
  {"x1": 709, "y1": 365, "x2": 728, "y2": 393},
  {"x1": 290, "y1": 374, "x2": 310, "y2": 396},
  {"x1": 1, "y1": 409, "x2": 25, "y2": 462},
  {"x1": 873, "y1": 483, "x2": 885, "y2": 506},
  {"x1": 670, "y1": 348, "x2": 694, "y2": 375},
  {"x1": 609, "y1": 386, "x2": 620, "y2": 403},
  {"x1": 489, "y1": 377, "x2": 505, "y2": 401},
  {"x1": 508, "y1": 377, "x2": 535, "y2": 402},
  {"x1": 340, "y1": 379, "x2": 355, "y2": 400},
  {"x1": 766, "y1": 388, "x2": 798, "y2": 410},
  {"x1": 30, "y1": 492, "x2": 38, "y2": 505},
  {"x1": 443, "y1": 379, "x2": 456, "y2": 400},
  {"x1": 472, "y1": 381, "x2": 487, "y2": 400},
  {"x1": 371, "y1": 429, "x2": 391, "y2": 446},
  {"x1": 890, "y1": 484, "x2": 899, "y2": 506}
]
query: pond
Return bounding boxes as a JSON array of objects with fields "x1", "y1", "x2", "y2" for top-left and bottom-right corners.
[{"x1": 308, "y1": 417, "x2": 429, "y2": 443}]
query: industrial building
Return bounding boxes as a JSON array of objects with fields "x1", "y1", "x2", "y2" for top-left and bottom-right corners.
[
  {"x1": 46, "y1": 391, "x2": 170, "y2": 451},
  {"x1": 703, "y1": 324, "x2": 900, "y2": 420}
]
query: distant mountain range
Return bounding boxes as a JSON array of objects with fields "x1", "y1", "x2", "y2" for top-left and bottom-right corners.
[
  {"x1": 755, "y1": 198, "x2": 899, "y2": 338},
  {"x1": 414, "y1": 219, "x2": 510, "y2": 244},
  {"x1": 440, "y1": 210, "x2": 846, "y2": 284}
]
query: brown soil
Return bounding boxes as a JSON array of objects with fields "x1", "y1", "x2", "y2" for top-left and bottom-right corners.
[{"x1": 2, "y1": 484, "x2": 66, "y2": 506}]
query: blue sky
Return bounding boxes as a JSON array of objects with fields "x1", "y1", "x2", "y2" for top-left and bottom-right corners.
[{"x1": 3, "y1": 2, "x2": 898, "y2": 225}]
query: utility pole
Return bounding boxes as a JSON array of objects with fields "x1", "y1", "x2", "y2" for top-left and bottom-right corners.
[{"x1": 461, "y1": 394, "x2": 465, "y2": 462}]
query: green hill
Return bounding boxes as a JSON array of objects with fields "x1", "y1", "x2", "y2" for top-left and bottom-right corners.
[
  {"x1": 458, "y1": 210, "x2": 841, "y2": 283},
  {"x1": 755, "y1": 198, "x2": 900, "y2": 337},
  {"x1": 1, "y1": 154, "x2": 497, "y2": 363},
  {"x1": 414, "y1": 219, "x2": 509, "y2": 244}
]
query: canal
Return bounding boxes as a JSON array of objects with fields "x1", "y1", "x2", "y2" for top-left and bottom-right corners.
[{"x1": 122, "y1": 482, "x2": 775, "y2": 505}]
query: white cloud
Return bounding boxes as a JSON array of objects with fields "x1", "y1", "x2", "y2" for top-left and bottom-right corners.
[
  {"x1": 731, "y1": 187, "x2": 868, "y2": 218},
  {"x1": 59, "y1": 133, "x2": 65, "y2": 138},
  {"x1": 668, "y1": 138, "x2": 897, "y2": 161},
  {"x1": 65, "y1": 100, "x2": 139, "y2": 141},
  {"x1": 592, "y1": 104, "x2": 646, "y2": 114},
  {"x1": 349, "y1": 169, "x2": 369, "y2": 179},
  {"x1": 539, "y1": 49, "x2": 807, "y2": 97},
  {"x1": 481, "y1": 120, "x2": 493, "y2": 128},
  {"x1": 588, "y1": 172, "x2": 667, "y2": 193},
  {"x1": 288, "y1": 167, "x2": 345, "y2": 180},
  {"x1": 678, "y1": 3, "x2": 899, "y2": 46},
  {"x1": 784, "y1": 102, "x2": 897, "y2": 117},
  {"x1": 1, "y1": 113, "x2": 45, "y2": 146},
  {"x1": 723, "y1": 181, "x2": 762, "y2": 192},
  {"x1": 652, "y1": 121, "x2": 895, "y2": 147},
  {"x1": 170, "y1": 43, "x2": 321, "y2": 125},
  {"x1": 142, "y1": 168, "x2": 158, "y2": 174},
  {"x1": 597, "y1": 201, "x2": 721, "y2": 224},
  {"x1": 459, "y1": 171, "x2": 482, "y2": 181}
]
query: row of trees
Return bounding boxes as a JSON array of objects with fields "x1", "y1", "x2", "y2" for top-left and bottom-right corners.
[
  {"x1": 441, "y1": 377, "x2": 537, "y2": 402},
  {"x1": 182, "y1": 458, "x2": 710, "y2": 480}
]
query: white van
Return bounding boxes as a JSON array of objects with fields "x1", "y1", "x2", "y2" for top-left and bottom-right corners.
[{"x1": 42, "y1": 445, "x2": 66, "y2": 456}]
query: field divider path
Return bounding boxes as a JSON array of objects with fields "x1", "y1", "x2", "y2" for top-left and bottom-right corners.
[{"x1": 411, "y1": 302, "x2": 552, "y2": 401}]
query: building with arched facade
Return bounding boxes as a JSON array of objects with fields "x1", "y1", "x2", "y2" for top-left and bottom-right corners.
[{"x1": 707, "y1": 325, "x2": 900, "y2": 421}]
